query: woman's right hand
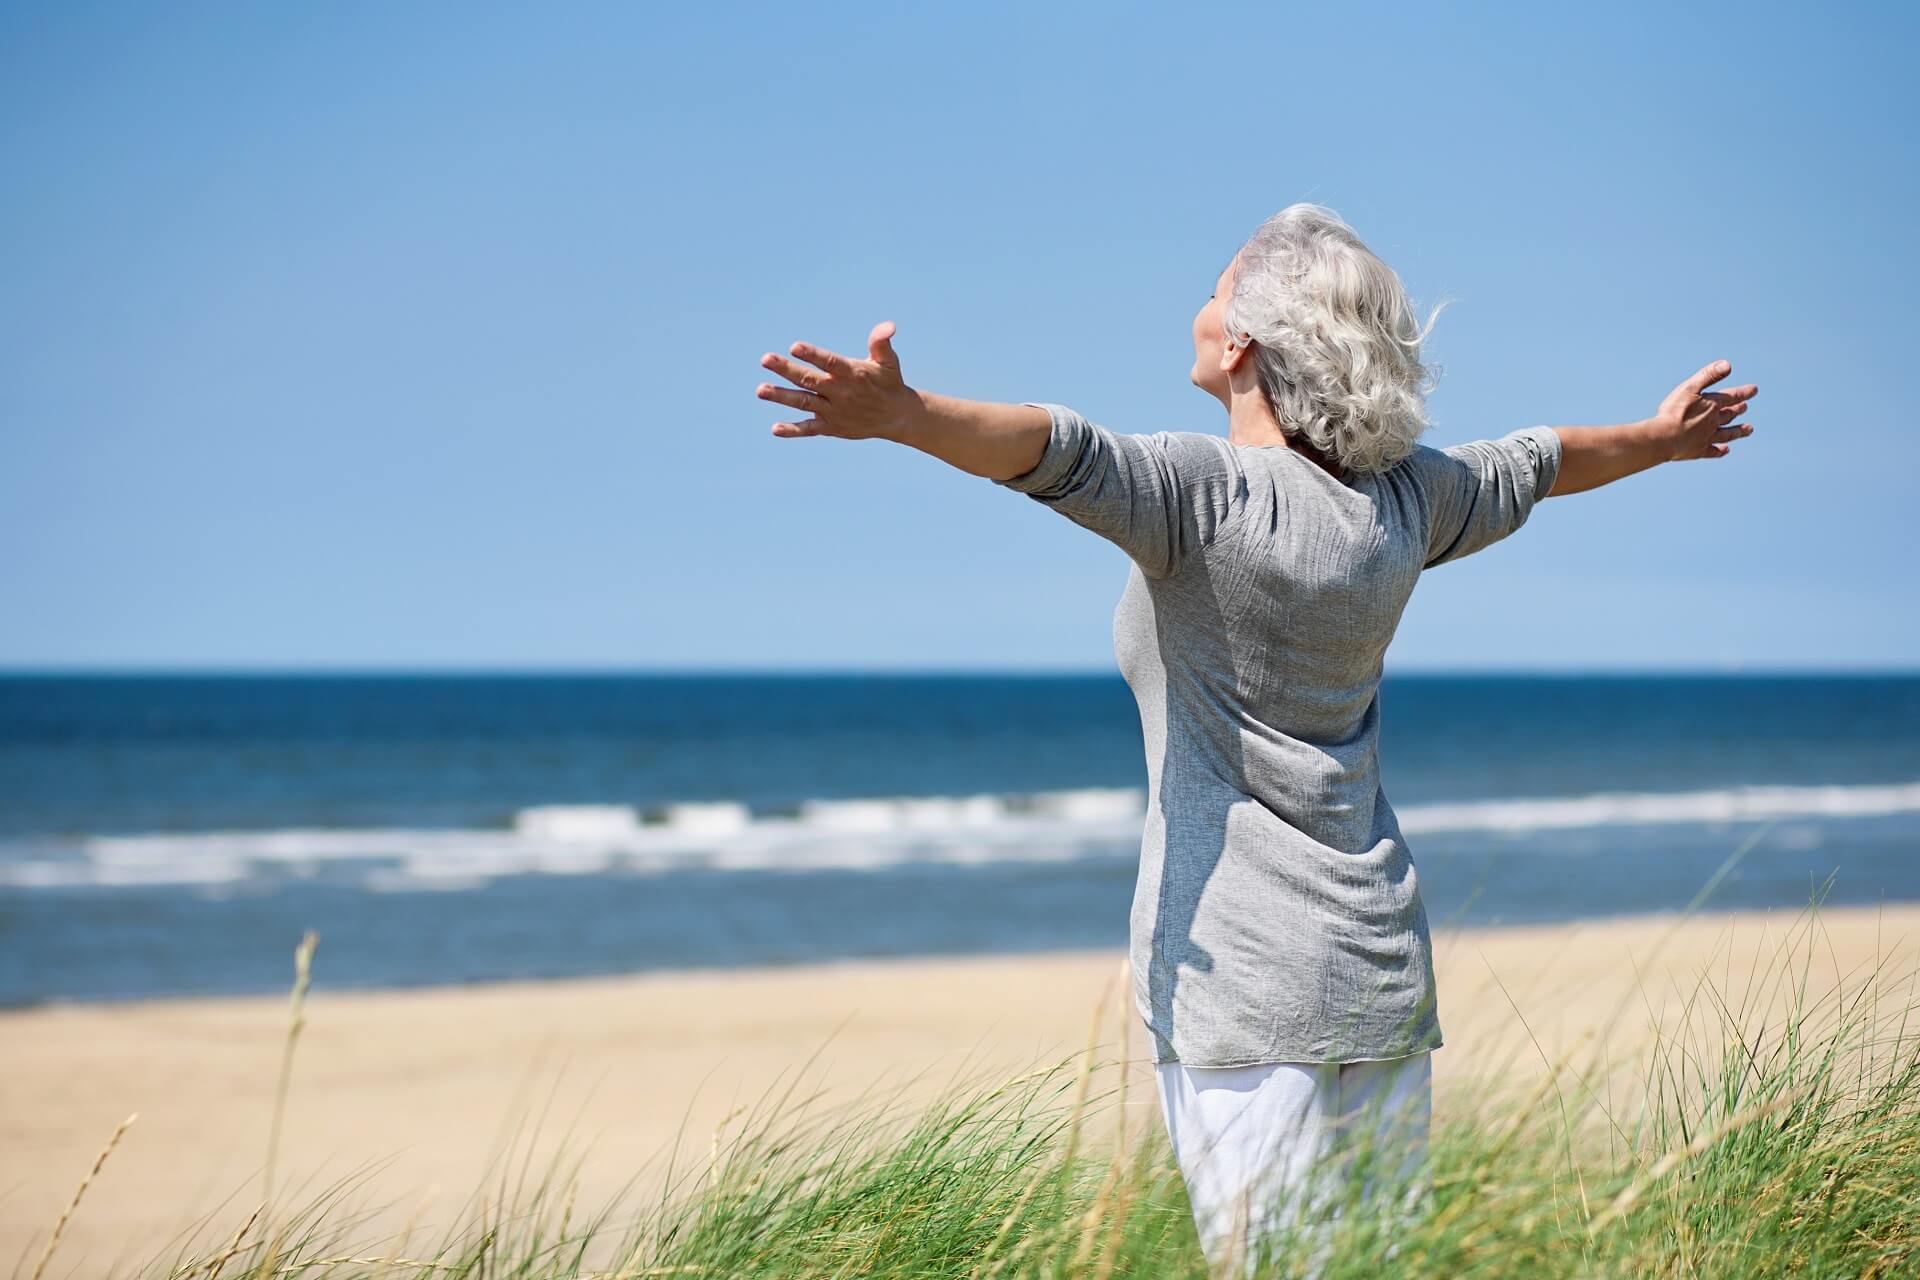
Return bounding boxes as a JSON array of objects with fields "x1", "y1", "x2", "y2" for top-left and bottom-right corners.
[
  {"x1": 1647, "y1": 359, "x2": 1759, "y2": 461},
  {"x1": 756, "y1": 321, "x2": 923, "y2": 441}
]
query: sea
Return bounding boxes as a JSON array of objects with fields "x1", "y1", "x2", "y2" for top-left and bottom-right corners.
[{"x1": 1, "y1": 671, "x2": 1915, "y2": 1007}]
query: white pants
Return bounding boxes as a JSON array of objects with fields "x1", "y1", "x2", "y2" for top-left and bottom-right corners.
[{"x1": 1153, "y1": 1050, "x2": 1433, "y2": 1278}]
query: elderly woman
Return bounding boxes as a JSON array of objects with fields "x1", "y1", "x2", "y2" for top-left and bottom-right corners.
[{"x1": 753, "y1": 203, "x2": 1757, "y2": 1276}]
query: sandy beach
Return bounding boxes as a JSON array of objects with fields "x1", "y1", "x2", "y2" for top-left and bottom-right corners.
[{"x1": 6, "y1": 900, "x2": 1917, "y2": 1273}]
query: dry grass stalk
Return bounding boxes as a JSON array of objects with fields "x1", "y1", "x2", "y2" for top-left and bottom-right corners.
[
  {"x1": 31, "y1": 1111, "x2": 137, "y2": 1280},
  {"x1": 174, "y1": 1201, "x2": 263, "y2": 1280},
  {"x1": 264, "y1": 930, "x2": 319, "y2": 1207}
]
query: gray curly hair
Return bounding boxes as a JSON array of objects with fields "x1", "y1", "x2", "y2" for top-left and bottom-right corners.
[{"x1": 1223, "y1": 204, "x2": 1447, "y2": 476}]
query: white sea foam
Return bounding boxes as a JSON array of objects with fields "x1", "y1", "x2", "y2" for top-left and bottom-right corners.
[
  {"x1": 0, "y1": 779, "x2": 1913, "y2": 893},
  {"x1": 513, "y1": 805, "x2": 644, "y2": 841},
  {"x1": 1394, "y1": 780, "x2": 1920, "y2": 835}
]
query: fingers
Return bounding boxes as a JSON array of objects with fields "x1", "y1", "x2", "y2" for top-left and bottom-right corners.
[
  {"x1": 1684, "y1": 422, "x2": 1752, "y2": 459},
  {"x1": 758, "y1": 339, "x2": 855, "y2": 439},
  {"x1": 760, "y1": 351, "x2": 826, "y2": 393},
  {"x1": 1682, "y1": 359, "x2": 1733, "y2": 396},
  {"x1": 868, "y1": 320, "x2": 900, "y2": 370},
  {"x1": 788, "y1": 340, "x2": 858, "y2": 377},
  {"x1": 757, "y1": 384, "x2": 824, "y2": 413}
]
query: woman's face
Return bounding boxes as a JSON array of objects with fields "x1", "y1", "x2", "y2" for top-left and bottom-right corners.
[{"x1": 1190, "y1": 254, "x2": 1242, "y2": 405}]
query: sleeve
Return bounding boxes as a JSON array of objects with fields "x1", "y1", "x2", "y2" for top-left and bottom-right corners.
[
  {"x1": 992, "y1": 402, "x2": 1247, "y2": 580},
  {"x1": 1417, "y1": 425, "x2": 1562, "y2": 568}
]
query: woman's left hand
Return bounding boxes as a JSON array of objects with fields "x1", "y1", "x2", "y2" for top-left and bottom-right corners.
[
  {"x1": 756, "y1": 321, "x2": 921, "y2": 441},
  {"x1": 1646, "y1": 359, "x2": 1758, "y2": 461}
]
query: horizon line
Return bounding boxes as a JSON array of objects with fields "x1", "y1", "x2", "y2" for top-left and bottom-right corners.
[{"x1": 1, "y1": 664, "x2": 1916, "y2": 680}]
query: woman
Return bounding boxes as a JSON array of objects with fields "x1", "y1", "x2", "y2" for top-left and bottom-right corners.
[{"x1": 752, "y1": 203, "x2": 1757, "y2": 1276}]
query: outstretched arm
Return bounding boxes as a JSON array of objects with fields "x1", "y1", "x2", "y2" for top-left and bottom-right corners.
[
  {"x1": 756, "y1": 320, "x2": 1052, "y2": 478},
  {"x1": 756, "y1": 321, "x2": 1243, "y2": 578},
  {"x1": 1547, "y1": 358, "x2": 1758, "y2": 497}
]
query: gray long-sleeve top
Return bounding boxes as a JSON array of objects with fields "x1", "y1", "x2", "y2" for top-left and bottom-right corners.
[{"x1": 996, "y1": 402, "x2": 1563, "y2": 1066}]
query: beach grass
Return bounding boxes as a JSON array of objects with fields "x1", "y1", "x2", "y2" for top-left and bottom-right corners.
[{"x1": 30, "y1": 880, "x2": 1920, "y2": 1280}]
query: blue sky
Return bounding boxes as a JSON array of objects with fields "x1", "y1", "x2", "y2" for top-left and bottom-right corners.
[{"x1": 2, "y1": 1, "x2": 1913, "y2": 673}]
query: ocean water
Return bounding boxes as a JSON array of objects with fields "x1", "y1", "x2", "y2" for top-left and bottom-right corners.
[{"x1": 0, "y1": 672, "x2": 1915, "y2": 1005}]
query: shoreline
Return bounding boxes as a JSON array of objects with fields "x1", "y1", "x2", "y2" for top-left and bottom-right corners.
[
  {"x1": 6, "y1": 900, "x2": 1917, "y2": 1268},
  {"x1": 7, "y1": 894, "x2": 1908, "y2": 1014}
]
